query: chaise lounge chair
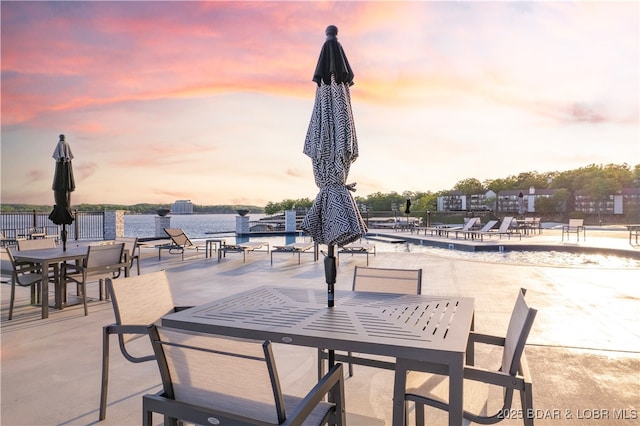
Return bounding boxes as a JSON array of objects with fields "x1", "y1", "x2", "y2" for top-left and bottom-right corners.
[
  {"x1": 217, "y1": 241, "x2": 270, "y2": 263},
  {"x1": 421, "y1": 217, "x2": 480, "y2": 238},
  {"x1": 157, "y1": 228, "x2": 207, "y2": 261},
  {"x1": 492, "y1": 216, "x2": 522, "y2": 240},
  {"x1": 338, "y1": 242, "x2": 376, "y2": 266},
  {"x1": 270, "y1": 242, "x2": 317, "y2": 265},
  {"x1": 463, "y1": 220, "x2": 499, "y2": 241}
]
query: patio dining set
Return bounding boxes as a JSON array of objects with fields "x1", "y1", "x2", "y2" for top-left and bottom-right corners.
[
  {"x1": 96, "y1": 265, "x2": 537, "y2": 426},
  {"x1": 5, "y1": 228, "x2": 539, "y2": 426}
]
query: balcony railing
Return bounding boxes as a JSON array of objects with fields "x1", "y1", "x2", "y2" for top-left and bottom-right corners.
[{"x1": 1, "y1": 211, "x2": 105, "y2": 243}]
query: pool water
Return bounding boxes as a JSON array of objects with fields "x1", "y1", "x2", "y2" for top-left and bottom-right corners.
[
  {"x1": 365, "y1": 239, "x2": 640, "y2": 269},
  {"x1": 202, "y1": 234, "x2": 639, "y2": 269}
]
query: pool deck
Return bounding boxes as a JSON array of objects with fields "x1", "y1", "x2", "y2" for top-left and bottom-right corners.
[{"x1": 1, "y1": 228, "x2": 639, "y2": 425}]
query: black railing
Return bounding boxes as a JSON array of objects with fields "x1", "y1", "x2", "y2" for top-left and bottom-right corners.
[{"x1": 1, "y1": 211, "x2": 105, "y2": 241}]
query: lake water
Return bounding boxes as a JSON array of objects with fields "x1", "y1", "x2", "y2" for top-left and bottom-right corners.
[
  {"x1": 125, "y1": 214, "x2": 265, "y2": 239},
  {"x1": 126, "y1": 214, "x2": 640, "y2": 269}
]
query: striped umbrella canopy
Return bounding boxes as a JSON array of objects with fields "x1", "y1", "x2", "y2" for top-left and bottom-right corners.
[
  {"x1": 301, "y1": 25, "x2": 367, "y2": 248},
  {"x1": 301, "y1": 25, "x2": 367, "y2": 309},
  {"x1": 48, "y1": 134, "x2": 75, "y2": 250}
]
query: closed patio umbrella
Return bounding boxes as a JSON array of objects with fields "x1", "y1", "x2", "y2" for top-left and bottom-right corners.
[
  {"x1": 301, "y1": 25, "x2": 367, "y2": 309},
  {"x1": 48, "y1": 134, "x2": 75, "y2": 250}
]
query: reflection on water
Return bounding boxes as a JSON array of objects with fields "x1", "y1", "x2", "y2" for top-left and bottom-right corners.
[{"x1": 367, "y1": 239, "x2": 640, "y2": 269}]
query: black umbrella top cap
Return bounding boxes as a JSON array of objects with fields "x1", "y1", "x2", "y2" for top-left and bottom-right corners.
[{"x1": 312, "y1": 25, "x2": 354, "y2": 87}]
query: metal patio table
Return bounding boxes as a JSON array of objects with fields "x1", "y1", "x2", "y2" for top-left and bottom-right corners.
[
  {"x1": 161, "y1": 285, "x2": 475, "y2": 425},
  {"x1": 14, "y1": 246, "x2": 88, "y2": 319}
]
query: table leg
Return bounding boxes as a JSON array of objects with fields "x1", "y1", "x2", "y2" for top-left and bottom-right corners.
[
  {"x1": 55, "y1": 261, "x2": 66, "y2": 310},
  {"x1": 448, "y1": 354, "x2": 464, "y2": 426},
  {"x1": 392, "y1": 361, "x2": 408, "y2": 426},
  {"x1": 41, "y1": 261, "x2": 50, "y2": 319}
]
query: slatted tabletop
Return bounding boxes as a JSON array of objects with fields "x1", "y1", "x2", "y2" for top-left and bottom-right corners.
[{"x1": 162, "y1": 286, "x2": 473, "y2": 361}]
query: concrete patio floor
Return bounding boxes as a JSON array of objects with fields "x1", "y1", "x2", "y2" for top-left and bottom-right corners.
[{"x1": 1, "y1": 228, "x2": 639, "y2": 425}]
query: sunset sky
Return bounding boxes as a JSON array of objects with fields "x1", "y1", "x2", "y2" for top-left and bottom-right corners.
[{"x1": 1, "y1": 1, "x2": 638, "y2": 207}]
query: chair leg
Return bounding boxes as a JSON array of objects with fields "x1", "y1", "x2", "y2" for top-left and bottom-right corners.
[
  {"x1": 8, "y1": 277, "x2": 16, "y2": 320},
  {"x1": 80, "y1": 277, "x2": 88, "y2": 316},
  {"x1": 521, "y1": 384, "x2": 534, "y2": 426},
  {"x1": 317, "y1": 348, "x2": 326, "y2": 381},
  {"x1": 100, "y1": 327, "x2": 110, "y2": 420},
  {"x1": 347, "y1": 351, "x2": 354, "y2": 377},
  {"x1": 414, "y1": 401, "x2": 425, "y2": 426}
]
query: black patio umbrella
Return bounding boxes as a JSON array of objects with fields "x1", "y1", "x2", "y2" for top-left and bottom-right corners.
[
  {"x1": 48, "y1": 134, "x2": 75, "y2": 250},
  {"x1": 301, "y1": 25, "x2": 367, "y2": 309}
]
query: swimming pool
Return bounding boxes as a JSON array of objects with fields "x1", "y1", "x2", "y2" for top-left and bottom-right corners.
[{"x1": 203, "y1": 234, "x2": 640, "y2": 269}]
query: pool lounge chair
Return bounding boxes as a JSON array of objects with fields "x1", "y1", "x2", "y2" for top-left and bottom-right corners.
[
  {"x1": 270, "y1": 242, "x2": 317, "y2": 265},
  {"x1": 217, "y1": 241, "x2": 270, "y2": 263},
  {"x1": 493, "y1": 216, "x2": 522, "y2": 240},
  {"x1": 338, "y1": 242, "x2": 376, "y2": 266},
  {"x1": 157, "y1": 228, "x2": 207, "y2": 261},
  {"x1": 420, "y1": 217, "x2": 480, "y2": 238},
  {"x1": 463, "y1": 220, "x2": 499, "y2": 241}
]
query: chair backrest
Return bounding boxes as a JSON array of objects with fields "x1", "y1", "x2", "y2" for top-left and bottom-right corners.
[
  {"x1": 479, "y1": 220, "x2": 498, "y2": 232},
  {"x1": 86, "y1": 243, "x2": 125, "y2": 269},
  {"x1": 353, "y1": 266, "x2": 422, "y2": 294},
  {"x1": 17, "y1": 238, "x2": 56, "y2": 251},
  {"x1": 106, "y1": 270, "x2": 176, "y2": 344},
  {"x1": 6, "y1": 247, "x2": 23, "y2": 273},
  {"x1": 461, "y1": 217, "x2": 479, "y2": 231},
  {"x1": 497, "y1": 216, "x2": 515, "y2": 233},
  {"x1": 568, "y1": 218, "x2": 583, "y2": 229},
  {"x1": 501, "y1": 288, "x2": 537, "y2": 376},
  {"x1": 163, "y1": 228, "x2": 193, "y2": 247},
  {"x1": 115, "y1": 237, "x2": 138, "y2": 263},
  {"x1": 5, "y1": 247, "x2": 41, "y2": 286},
  {"x1": 149, "y1": 325, "x2": 286, "y2": 424}
]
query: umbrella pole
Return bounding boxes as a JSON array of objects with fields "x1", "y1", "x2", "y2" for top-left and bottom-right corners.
[
  {"x1": 324, "y1": 245, "x2": 336, "y2": 308},
  {"x1": 61, "y1": 225, "x2": 67, "y2": 251},
  {"x1": 324, "y1": 245, "x2": 337, "y2": 368}
]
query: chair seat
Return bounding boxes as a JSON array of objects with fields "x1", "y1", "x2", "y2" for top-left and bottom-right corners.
[{"x1": 406, "y1": 370, "x2": 491, "y2": 418}]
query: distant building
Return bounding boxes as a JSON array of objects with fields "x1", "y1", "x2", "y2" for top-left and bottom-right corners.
[
  {"x1": 172, "y1": 200, "x2": 193, "y2": 214},
  {"x1": 438, "y1": 187, "x2": 558, "y2": 214},
  {"x1": 437, "y1": 190, "x2": 495, "y2": 212},
  {"x1": 496, "y1": 188, "x2": 557, "y2": 214},
  {"x1": 574, "y1": 187, "x2": 640, "y2": 215}
]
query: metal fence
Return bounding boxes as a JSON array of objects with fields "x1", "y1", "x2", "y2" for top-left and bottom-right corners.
[{"x1": 1, "y1": 211, "x2": 105, "y2": 242}]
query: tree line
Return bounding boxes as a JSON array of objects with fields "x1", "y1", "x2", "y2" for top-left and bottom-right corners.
[
  {"x1": 3, "y1": 163, "x2": 637, "y2": 216},
  {"x1": 0, "y1": 203, "x2": 264, "y2": 215},
  {"x1": 265, "y1": 163, "x2": 640, "y2": 215}
]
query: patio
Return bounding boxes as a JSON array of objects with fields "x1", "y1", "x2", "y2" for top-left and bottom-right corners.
[{"x1": 1, "y1": 229, "x2": 639, "y2": 425}]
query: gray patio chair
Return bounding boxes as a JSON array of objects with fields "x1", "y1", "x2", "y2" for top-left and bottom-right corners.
[
  {"x1": 562, "y1": 218, "x2": 585, "y2": 242},
  {"x1": 6, "y1": 247, "x2": 56, "y2": 320},
  {"x1": 17, "y1": 237, "x2": 56, "y2": 250},
  {"x1": 99, "y1": 270, "x2": 191, "y2": 420},
  {"x1": 143, "y1": 325, "x2": 346, "y2": 426},
  {"x1": 115, "y1": 236, "x2": 140, "y2": 275},
  {"x1": 403, "y1": 288, "x2": 537, "y2": 426},
  {"x1": 1, "y1": 229, "x2": 18, "y2": 247},
  {"x1": 318, "y1": 265, "x2": 422, "y2": 378},
  {"x1": 62, "y1": 242, "x2": 126, "y2": 315}
]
